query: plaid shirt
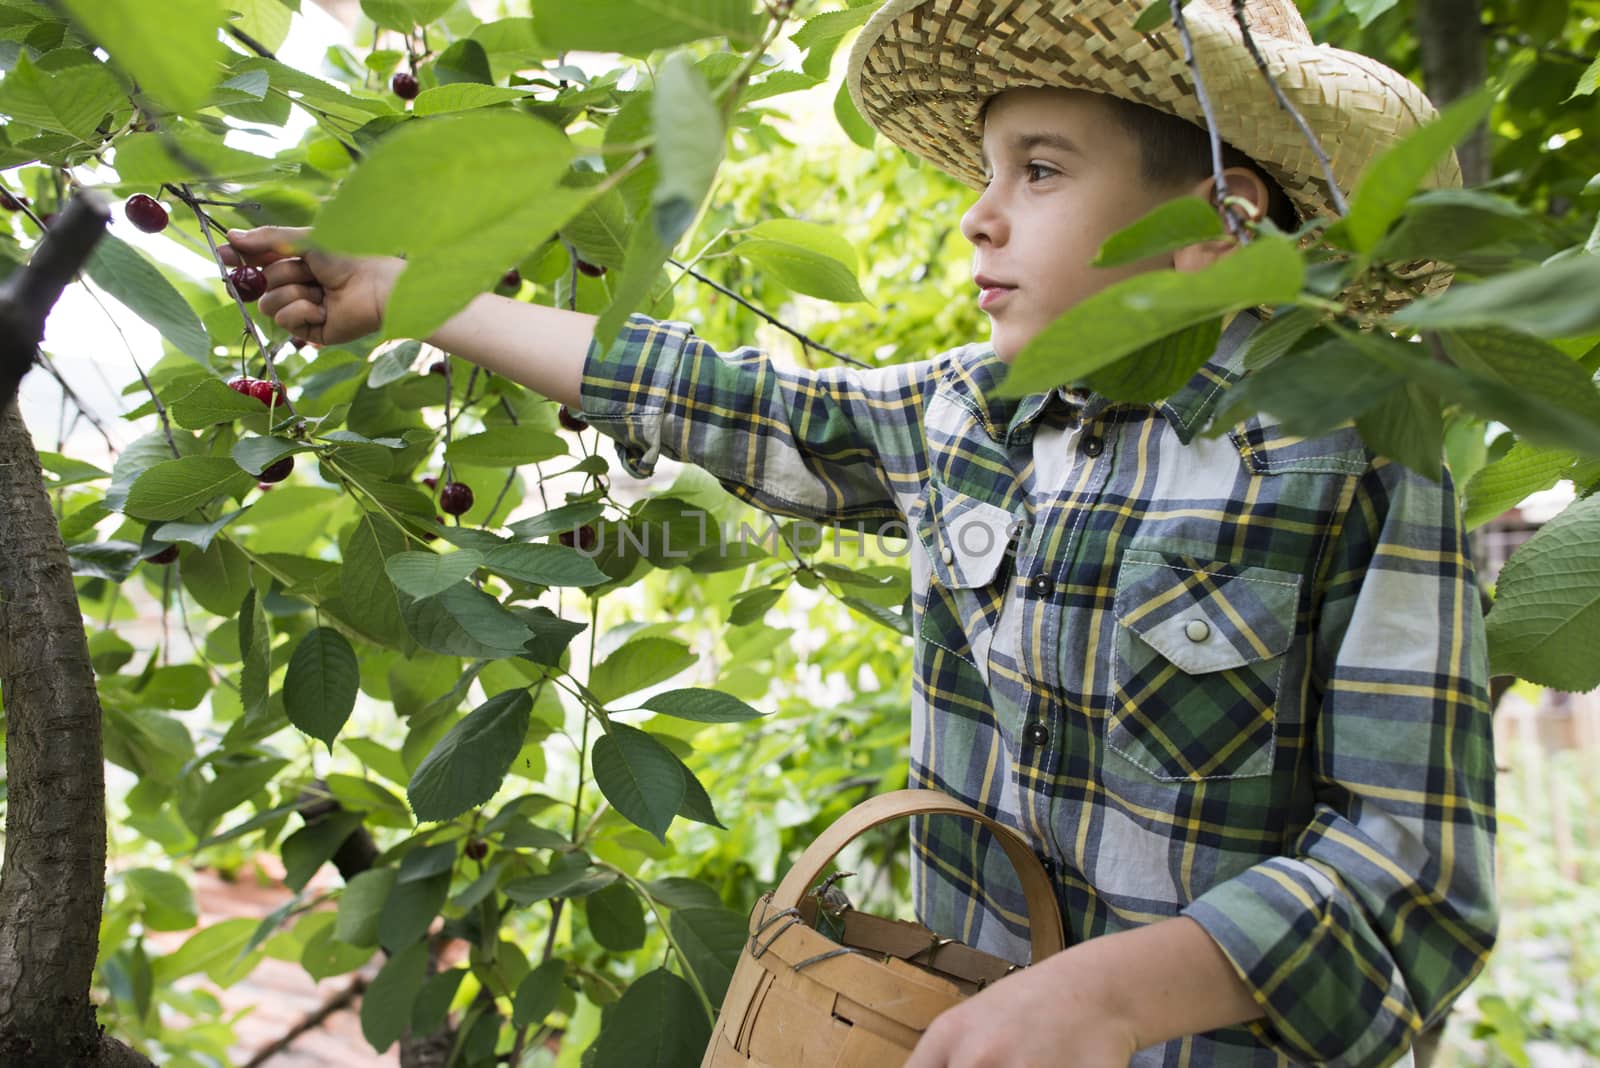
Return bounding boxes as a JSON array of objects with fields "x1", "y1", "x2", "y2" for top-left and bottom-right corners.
[{"x1": 579, "y1": 313, "x2": 1497, "y2": 1068}]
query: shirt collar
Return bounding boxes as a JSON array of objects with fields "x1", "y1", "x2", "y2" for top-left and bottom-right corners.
[{"x1": 946, "y1": 311, "x2": 1260, "y2": 446}]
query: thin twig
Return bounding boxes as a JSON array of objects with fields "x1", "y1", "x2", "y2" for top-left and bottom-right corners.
[
  {"x1": 225, "y1": 23, "x2": 277, "y2": 60},
  {"x1": 238, "y1": 973, "x2": 369, "y2": 1068},
  {"x1": 77, "y1": 282, "x2": 181, "y2": 457},
  {"x1": 31, "y1": 353, "x2": 116, "y2": 453},
  {"x1": 1170, "y1": 0, "x2": 1242, "y2": 239},
  {"x1": 1232, "y1": 0, "x2": 1349, "y2": 216},
  {"x1": 666, "y1": 258, "x2": 868, "y2": 368}
]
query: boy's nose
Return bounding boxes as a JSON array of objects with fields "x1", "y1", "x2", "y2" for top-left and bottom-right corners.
[{"x1": 960, "y1": 187, "x2": 1007, "y2": 247}]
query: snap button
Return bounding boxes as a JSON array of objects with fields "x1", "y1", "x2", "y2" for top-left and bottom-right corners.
[
  {"x1": 1039, "y1": 856, "x2": 1058, "y2": 878},
  {"x1": 1078, "y1": 434, "x2": 1103, "y2": 458},
  {"x1": 1029, "y1": 572, "x2": 1054, "y2": 597},
  {"x1": 1185, "y1": 619, "x2": 1211, "y2": 643},
  {"x1": 1023, "y1": 722, "x2": 1050, "y2": 747},
  {"x1": 941, "y1": 544, "x2": 954, "y2": 565}
]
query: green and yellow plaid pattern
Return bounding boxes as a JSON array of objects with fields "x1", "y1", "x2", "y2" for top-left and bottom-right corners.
[{"x1": 580, "y1": 313, "x2": 1497, "y2": 1068}]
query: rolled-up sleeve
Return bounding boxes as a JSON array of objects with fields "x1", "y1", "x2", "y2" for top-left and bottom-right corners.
[
  {"x1": 578, "y1": 314, "x2": 937, "y2": 523},
  {"x1": 1183, "y1": 457, "x2": 1498, "y2": 1067}
]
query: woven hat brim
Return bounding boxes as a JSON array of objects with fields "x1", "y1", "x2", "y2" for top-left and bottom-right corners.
[{"x1": 846, "y1": 0, "x2": 1460, "y2": 253}]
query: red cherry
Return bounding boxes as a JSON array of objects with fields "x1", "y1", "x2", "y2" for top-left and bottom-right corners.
[
  {"x1": 290, "y1": 337, "x2": 307, "y2": 350},
  {"x1": 499, "y1": 268, "x2": 522, "y2": 290},
  {"x1": 227, "y1": 376, "x2": 255, "y2": 395},
  {"x1": 0, "y1": 190, "x2": 25, "y2": 211},
  {"x1": 257, "y1": 482, "x2": 275, "y2": 492},
  {"x1": 39, "y1": 211, "x2": 56, "y2": 227},
  {"x1": 391, "y1": 72, "x2": 420, "y2": 100},
  {"x1": 558, "y1": 524, "x2": 597, "y2": 551},
  {"x1": 575, "y1": 259, "x2": 606, "y2": 278},
  {"x1": 558, "y1": 405, "x2": 588, "y2": 432},
  {"x1": 428, "y1": 360, "x2": 447, "y2": 376},
  {"x1": 248, "y1": 379, "x2": 284, "y2": 407},
  {"x1": 439, "y1": 481, "x2": 474, "y2": 516},
  {"x1": 147, "y1": 545, "x2": 180, "y2": 565},
  {"x1": 258, "y1": 456, "x2": 294, "y2": 484},
  {"x1": 125, "y1": 193, "x2": 168, "y2": 233},
  {"x1": 464, "y1": 839, "x2": 488, "y2": 861},
  {"x1": 421, "y1": 475, "x2": 438, "y2": 490},
  {"x1": 228, "y1": 265, "x2": 268, "y2": 303}
]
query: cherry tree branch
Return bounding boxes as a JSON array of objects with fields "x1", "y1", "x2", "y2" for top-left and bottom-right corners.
[{"x1": 667, "y1": 258, "x2": 869, "y2": 368}]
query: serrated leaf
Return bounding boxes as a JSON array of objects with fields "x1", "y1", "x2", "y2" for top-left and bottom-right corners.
[
  {"x1": 360, "y1": 941, "x2": 429, "y2": 1053},
  {"x1": 126, "y1": 868, "x2": 198, "y2": 932},
  {"x1": 1342, "y1": 88, "x2": 1492, "y2": 253},
  {"x1": 412, "y1": 968, "x2": 466, "y2": 1036},
  {"x1": 590, "y1": 969, "x2": 710, "y2": 1068},
  {"x1": 1393, "y1": 255, "x2": 1600, "y2": 339},
  {"x1": 513, "y1": 959, "x2": 567, "y2": 1028},
  {"x1": 84, "y1": 234, "x2": 211, "y2": 361},
  {"x1": 670, "y1": 906, "x2": 744, "y2": 1004},
  {"x1": 639, "y1": 687, "x2": 762, "y2": 722},
  {"x1": 125, "y1": 457, "x2": 252, "y2": 522},
  {"x1": 589, "y1": 637, "x2": 695, "y2": 704},
  {"x1": 232, "y1": 435, "x2": 300, "y2": 475},
  {"x1": 362, "y1": 0, "x2": 455, "y2": 31},
  {"x1": 60, "y1": 0, "x2": 225, "y2": 114},
  {"x1": 1085, "y1": 317, "x2": 1222, "y2": 403},
  {"x1": 481, "y1": 543, "x2": 608, "y2": 587},
  {"x1": 1000, "y1": 236, "x2": 1303, "y2": 396},
  {"x1": 732, "y1": 237, "x2": 866, "y2": 303},
  {"x1": 834, "y1": 77, "x2": 875, "y2": 148},
  {"x1": 402, "y1": 583, "x2": 536, "y2": 658},
  {"x1": 509, "y1": 501, "x2": 606, "y2": 540},
  {"x1": 503, "y1": 862, "x2": 616, "y2": 905},
  {"x1": 445, "y1": 426, "x2": 567, "y2": 466},
  {"x1": 340, "y1": 512, "x2": 410, "y2": 649},
  {"x1": 377, "y1": 871, "x2": 450, "y2": 950},
  {"x1": 283, "y1": 627, "x2": 360, "y2": 749},
  {"x1": 407, "y1": 689, "x2": 533, "y2": 822},
  {"x1": 727, "y1": 584, "x2": 783, "y2": 625},
  {"x1": 652, "y1": 51, "x2": 723, "y2": 245},
  {"x1": 591, "y1": 725, "x2": 685, "y2": 842},
  {"x1": 0, "y1": 52, "x2": 123, "y2": 142},
  {"x1": 1486, "y1": 494, "x2": 1600, "y2": 691},
  {"x1": 335, "y1": 868, "x2": 396, "y2": 947},
  {"x1": 170, "y1": 379, "x2": 275, "y2": 429},
  {"x1": 412, "y1": 83, "x2": 532, "y2": 116},
  {"x1": 112, "y1": 131, "x2": 281, "y2": 185},
  {"x1": 281, "y1": 811, "x2": 362, "y2": 891},
  {"x1": 384, "y1": 549, "x2": 484, "y2": 598},
  {"x1": 1462, "y1": 441, "x2": 1575, "y2": 530},
  {"x1": 585, "y1": 881, "x2": 646, "y2": 951},
  {"x1": 1133, "y1": 0, "x2": 1174, "y2": 31},
  {"x1": 1354, "y1": 381, "x2": 1444, "y2": 481},
  {"x1": 529, "y1": 0, "x2": 760, "y2": 55},
  {"x1": 1092, "y1": 196, "x2": 1225, "y2": 268}
]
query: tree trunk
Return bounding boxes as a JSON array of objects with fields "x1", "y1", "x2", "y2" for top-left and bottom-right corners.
[
  {"x1": 1414, "y1": 0, "x2": 1491, "y2": 185},
  {"x1": 0, "y1": 404, "x2": 152, "y2": 1068}
]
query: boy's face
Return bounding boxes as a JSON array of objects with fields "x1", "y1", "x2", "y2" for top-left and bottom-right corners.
[{"x1": 962, "y1": 88, "x2": 1187, "y2": 362}]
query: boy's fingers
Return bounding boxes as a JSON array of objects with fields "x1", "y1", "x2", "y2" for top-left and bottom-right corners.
[
  {"x1": 224, "y1": 225, "x2": 311, "y2": 266},
  {"x1": 259, "y1": 284, "x2": 325, "y2": 322},
  {"x1": 263, "y1": 258, "x2": 316, "y2": 289}
]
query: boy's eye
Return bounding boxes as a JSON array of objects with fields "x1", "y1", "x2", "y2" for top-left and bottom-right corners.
[{"x1": 1025, "y1": 162, "x2": 1056, "y2": 182}]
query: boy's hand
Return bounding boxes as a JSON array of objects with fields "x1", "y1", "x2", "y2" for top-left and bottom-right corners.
[
  {"x1": 220, "y1": 226, "x2": 402, "y2": 346},
  {"x1": 904, "y1": 961, "x2": 1139, "y2": 1068}
]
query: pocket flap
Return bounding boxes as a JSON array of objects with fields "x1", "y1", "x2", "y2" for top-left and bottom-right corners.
[
  {"x1": 1114, "y1": 550, "x2": 1301, "y2": 674},
  {"x1": 913, "y1": 485, "x2": 1019, "y2": 590}
]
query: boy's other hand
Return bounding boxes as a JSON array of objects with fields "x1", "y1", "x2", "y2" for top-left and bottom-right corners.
[{"x1": 221, "y1": 226, "x2": 401, "y2": 346}]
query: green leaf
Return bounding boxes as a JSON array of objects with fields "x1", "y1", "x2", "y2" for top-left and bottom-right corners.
[
  {"x1": 591, "y1": 725, "x2": 685, "y2": 843},
  {"x1": 670, "y1": 906, "x2": 745, "y2": 1004},
  {"x1": 384, "y1": 549, "x2": 484, "y2": 598},
  {"x1": 727, "y1": 584, "x2": 783, "y2": 625},
  {"x1": 151, "y1": 918, "x2": 259, "y2": 985},
  {"x1": 562, "y1": 189, "x2": 630, "y2": 269},
  {"x1": 126, "y1": 868, "x2": 198, "y2": 932},
  {"x1": 281, "y1": 812, "x2": 362, "y2": 891},
  {"x1": 732, "y1": 229, "x2": 866, "y2": 303},
  {"x1": 335, "y1": 868, "x2": 397, "y2": 947},
  {"x1": 1132, "y1": 0, "x2": 1174, "y2": 31},
  {"x1": 402, "y1": 583, "x2": 536, "y2": 658},
  {"x1": 481, "y1": 543, "x2": 608, "y2": 588},
  {"x1": 412, "y1": 968, "x2": 466, "y2": 1035},
  {"x1": 377, "y1": 872, "x2": 450, "y2": 950},
  {"x1": 232, "y1": 435, "x2": 301, "y2": 476},
  {"x1": 361, "y1": 0, "x2": 453, "y2": 32},
  {"x1": 1085, "y1": 317, "x2": 1222, "y2": 403},
  {"x1": 585, "y1": 881, "x2": 647, "y2": 951},
  {"x1": 84, "y1": 234, "x2": 212, "y2": 361},
  {"x1": 513, "y1": 959, "x2": 567, "y2": 1028},
  {"x1": 412, "y1": 83, "x2": 532, "y2": 116},
  {"x1": 639, "y1": 687, "x2": 763, "y2": 723},
  {"x1": 150, "y1": 509, "x2": 246, "y2": 553},
  {"x1": 124, "y1": 457, "x2": 252, "y2": 521},
  {"x1": 1566, "y1": 53, "x2": 1600, "y2": 100},
  {"x1": 340, "y1": 513, "x2": 410, "y2": 649},
  {"x1": 594, "y1": 214, "x2": 670, "y2": 351},
  {"x1": 790, "y1": 5, "x2": 875, "y2": 50},
  {"x1": 1092, "y1": 197, "x2": 1225, "y2": 268},
  {"x1": 674, "y1": 758, "x2": 723, "y2": 828},
  {"x1": 445, "y1": 426, "x2": 567, "y2": 466},
  {"x1": 1341, "y1": 88, "x2": 1494, "y2": 253},
  {"x1": 528, "y1": 0, "x2": 760, "y2": 54},
  {"x1": 591, "y1": 969, "x2": 711, "y2": 1068},
  {"x1": 112, "y1": 130, "x2": 281, "y2": 184},
  {"x1": 407, "y1": 689, "x2": 534, "y2": 822},
  {"x1": 239, "y1": 586, "x2": 272, "y2": 729},
  {"x1": 360, "y1": 941, "x2": 429, "y2": 1054},
  {"x1": 1486, "y1": 494, "x2": 1600, "y2": 691},
  {"x1": 1344, "y1": 0, "x2": 1400, "y2": 27},
  {"x1": 509, "y1": 500, "x2": 607, "y2": 540},
  {"x1": 834, "y1": 78, "x2": 875, "y2": 149},
  {"x1": 171, "y1": 379, "x2": 276, "y2": 429},
  {"x1": 1461, "y1": 441, "x2": 1575, "y2": 530},
  {"x1": 1354, "y1": 381, "x2": 1444, "y2": 481},
  {"x1": 60, "y1": 0, "x2": 225, "y2": 114},
  {"x1": 1238, "y1": 308, "x2": 1321, "y2": 371},
  {"x1": 1000, "y1": 236, "x2": 1304, "y2": 396},
  {"x1": 1393, "y1": 255, "x2": 1600, "y2": 339},
  {"x1": 283, "y1": 627, "x2": 360, "y2": 749},
  {"x1": 503, "y1": 861, "x2": 616, "y2": 905},
  {"x1": 1210, "y1": 335, "x2": 1399, "y2": 438},
  {"x1": 652, "y1": 51, "x2": 724, "y2": 244},
  {"x1": 0, "y1": 53, "x2": 123, "y2": 142},
  {"x1": 589, "y1": 637, "x2": 695, "y2": 704}
]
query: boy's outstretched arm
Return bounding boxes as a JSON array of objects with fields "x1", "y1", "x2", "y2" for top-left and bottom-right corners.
[{"x1": 221, "y1": 226, "x2": 593, "y2": 409}]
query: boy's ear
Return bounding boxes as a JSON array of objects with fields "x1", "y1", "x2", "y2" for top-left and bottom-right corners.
[{"x1": 1172, "y1": 166, "x2": 1271, "y2": 272}]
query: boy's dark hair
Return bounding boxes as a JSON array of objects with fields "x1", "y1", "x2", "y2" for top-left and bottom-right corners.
[{"x1": 1098, "y1": 94, "x2": 1300, "y2": 233}]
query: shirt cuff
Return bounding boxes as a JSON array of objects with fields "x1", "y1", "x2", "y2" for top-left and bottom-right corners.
[
  {"x1": 576, "y1": 313, "x2": 693, "y2": 480},
  {"x1": 1182, "y1": 857, "x2": 1420, "y2": 1068}
]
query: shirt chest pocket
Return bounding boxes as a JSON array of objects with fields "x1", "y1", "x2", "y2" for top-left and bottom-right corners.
[
  {"x1": 913, "y1": 485, "x2": 1019, "y2": 670},
  {"x1": 1109, "y1": 549, "x2": 1301, "y2": 782}
]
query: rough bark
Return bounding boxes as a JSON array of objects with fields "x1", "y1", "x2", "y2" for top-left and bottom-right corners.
[
  {"x1": 0, "y1": 404, "x2": 152, "y2": 1068},
  {"x1": 1414, "y1": 0, "x2": 1491, "y2": 185}
]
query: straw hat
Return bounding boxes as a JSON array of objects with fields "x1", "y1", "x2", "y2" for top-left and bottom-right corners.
[{"x1": 845, "y1": 0, "x2": 1459, "y2": 232}]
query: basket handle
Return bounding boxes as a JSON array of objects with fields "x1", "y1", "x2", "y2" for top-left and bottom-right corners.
[{"x1": 771, "y1": 789, "x2": 1066, "y2": 963}]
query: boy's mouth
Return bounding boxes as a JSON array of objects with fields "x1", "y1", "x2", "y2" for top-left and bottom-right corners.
[{"x1": 975, "y1": 274, "x2": 1015, "y2": 311}]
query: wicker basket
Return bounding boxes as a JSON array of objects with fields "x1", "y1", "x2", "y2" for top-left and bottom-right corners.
[{"x1": 701, "y1": 790, "x2": 1066, "y2": 1068}]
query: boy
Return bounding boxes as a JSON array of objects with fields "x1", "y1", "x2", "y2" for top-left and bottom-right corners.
[{"x1": 223, "y1": 0, "x2": 1497, "y2": 1064}]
